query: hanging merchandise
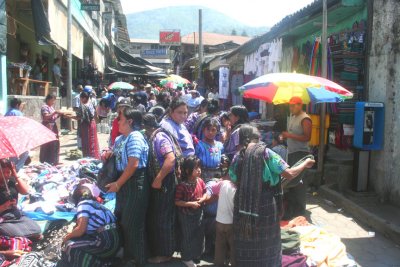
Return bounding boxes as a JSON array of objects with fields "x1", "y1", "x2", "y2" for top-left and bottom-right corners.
[
  {"x1": 231, "y1": 73, "x2": 244, "y2": 105},
  {"x1": 219, "y1": 66, "x2": 230, "y2": 99}
]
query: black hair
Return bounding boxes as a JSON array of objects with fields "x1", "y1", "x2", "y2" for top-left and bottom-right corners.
[
  {"x1": 220, "y1": 112, "x2": 230, "y2": 122},
  {"x1": 99, "y1": 98, "x2": 107, "y2": 106},
  {"x1": 207, "y1": 99, "x2": 219, "y2": 114},
  {"x1": 44, "y1": 93, "x2": 57, "y2": 103},
  {"x1": 0, "y1": 190, "x2": 12, "y2": 206},
  {"x1": 123, "y1": 107, "x2": 143, "y2": 128},
  {"x1": 202, "y1": 117, "x2": 220, "y2": 131},
  {"x1": 199, "y1": 99, "x2": 208, "y2": 109},
  {"x1": 236, "y1": 125, "x2": 260, "y2": 185},
  {"x1": 230, "y1": 105, "x2": 249, "y2": 125},
  {"x1": 273, "y1": 132, "x2": 283, "y2": 144},
  {"x1": 156, "y1": 91, "x2": 170, "y2": 109},
  {"x1": 0, "y1": 159, "x2": 12, "y2": 169},
  {"x1": 80, "y1": 91, "x2": 90, "y2": 99},
  {"x1": 71, "y1": 185, "x2": 94, "y2": 206},
  {"x1": 150, "y1": 106, "x2": 166, "y2": 122},
  {"x1": 143, "y1": 113, "x2": 159, "y2": 128},
  {"x1": 181, "y1": 155, "x2": 201, "y2": 182},
  {"x1": 238, "y1": 124, "x2": 260, "y2": 147},
  {"x1": 9, "y1": 98, "x2": 22, "y2": 109},
  {"x1": 53, "y1": 58, "x2": 60, "y2": 64},
  {"x1": 169, "y1": 98, "x2": 187, "y2": 112}
]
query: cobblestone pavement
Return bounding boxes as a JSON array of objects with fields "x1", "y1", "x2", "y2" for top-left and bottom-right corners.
[{"x1": 33, "y1": 132, "x2": 400, "y2": 267}]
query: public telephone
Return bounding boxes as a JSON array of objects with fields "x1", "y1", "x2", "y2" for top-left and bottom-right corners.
[
  {"x1": 363, "y1": 108, "x2": 374, "y2": 145},
  {"x1": 354, "y1": 102, "x2": 384, "y2": 150}
]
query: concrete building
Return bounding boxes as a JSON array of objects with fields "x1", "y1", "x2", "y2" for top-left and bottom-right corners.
[
  {"x1": 1, "y1": 0, "x2": 131, "y2": 118},
  {"x1": 367, "y1": 0, "x2": 400, "y2": 204},
  {"x1": 129, "y1": 38, "x2": 172, "y2": 72}
]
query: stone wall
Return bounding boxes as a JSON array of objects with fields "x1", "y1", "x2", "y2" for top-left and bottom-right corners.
[
  {"x1": 367, "y1": 0, "x2": 400, "y2": 204},
  {"x1": 6, "y1": 95, "x2": 62, "y2": 128}
]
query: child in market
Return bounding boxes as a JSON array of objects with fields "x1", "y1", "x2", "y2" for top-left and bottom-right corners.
[
  {"x1": 195, "y1": 118, "x2": 224, "y2": 181},
  {"x1": 207, "y1": 176, "x2": 237, "y2": 267},
  {"x1": 175, "y1": 156, "x2": 208, "y2": 267},
  {"x1": 58, "y1": 185, "x2": 120, "y2": 267}
]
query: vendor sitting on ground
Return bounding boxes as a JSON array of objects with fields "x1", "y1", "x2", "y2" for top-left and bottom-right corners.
[
  {"x1": 57, "y1": 185, "x2": 120, "y2": 267},
  {"x1": 0, "y1": 160, "x2": 41, "y2": 247}
]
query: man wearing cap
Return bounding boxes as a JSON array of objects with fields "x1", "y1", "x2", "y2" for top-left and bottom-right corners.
[{"x1": 281, "y1": 96, "x2": 312, "y2": 220}]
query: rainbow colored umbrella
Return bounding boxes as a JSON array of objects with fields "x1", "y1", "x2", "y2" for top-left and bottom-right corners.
[
  {"x1": 160, "y1": 74, "x2": 190, "y2": 88},
  {"x1": 239, "y1": 73, "x2": 353, "y2": 104}
]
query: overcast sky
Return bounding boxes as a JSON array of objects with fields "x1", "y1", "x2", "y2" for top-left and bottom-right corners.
[{"x1": 120, "y1": 0, "x2": 316, "y2": 27}]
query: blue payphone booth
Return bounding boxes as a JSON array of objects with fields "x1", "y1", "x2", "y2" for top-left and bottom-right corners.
[
  {"x1": 354, "y1": 102, "x2": 384, "y2": 150},
  {"x1": 352, "y1": 102, "x2": 384, "y2": 191}
]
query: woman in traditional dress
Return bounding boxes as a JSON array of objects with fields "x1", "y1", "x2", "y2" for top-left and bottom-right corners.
[
  {"x1": 57, "y1": 185, "x2": 119, "y2": 267},
  {"x1": 0, "y1": 160, "x2": 41, "y2": 241},
  {"x1": 143, "y1": 113, "x2": 182, "y2": 264},
  {"x1": 160, "y1": 98, "x2": 195, "y2": 157},
  {"x1": 230, "y1": 125, "x2": 314, "y2": 267},
  {"x1": 39, "y1": 93, "x2": 61, "y2": 165},
  {"x1": 224, "y1": 105, "x2": 249, "y2": 160},
  {"x1": 70, "y1": 91, "x2": 100, "y2": 159},
  {"x1": 103, "y1": 108, "x2": 149, "y2": 266}
]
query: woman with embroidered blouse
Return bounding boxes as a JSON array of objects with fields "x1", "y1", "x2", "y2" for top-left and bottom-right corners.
[
  {"x1": 229, "y1": 125, "x2": 314, "y2": 267},
  {"x1": 103, "y1": 108, "x2": 149, "y2": 266}
]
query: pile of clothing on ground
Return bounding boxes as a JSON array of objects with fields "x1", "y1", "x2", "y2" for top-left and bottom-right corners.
[
  {"x1": 0, "y1": 159, "x2": 115, "y2": 266},
  {"x1": 281, "y1": 216, "x2": 357, "y2": 267}
]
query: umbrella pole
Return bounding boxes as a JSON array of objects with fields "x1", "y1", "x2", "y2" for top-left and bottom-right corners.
[
  {"x1": 318, "y1": 0, "x2": 328, "y2": 173},
  {"x1": 0, "y1": 166, "x2": 11, "y2": 195}
]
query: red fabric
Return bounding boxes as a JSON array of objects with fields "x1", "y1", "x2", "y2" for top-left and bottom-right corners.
[
  {"x1": 80, "y1": 120, "x2": 100, "y2": 159},
  {"x1": 0, "y1": 116, "x2": 57, "y2": 159},
  {"x1": 175, "y1": 179, "x2": 206, "y2": 213},
  {"x1": 0, "y1": 236, "x2": 32, "y2": 252},
  {"x1": 110, "y1": 118, "x2": 121, "y2": 146}
]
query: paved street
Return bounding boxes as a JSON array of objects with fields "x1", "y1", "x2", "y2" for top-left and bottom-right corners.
[{"x1": 30, "y1": 131, "x2": 400, "y2": 267}]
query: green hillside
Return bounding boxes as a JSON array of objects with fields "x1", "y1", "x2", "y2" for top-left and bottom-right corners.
[{"x1": 126, "y1": 6, "x2": 269, "y2": 39}]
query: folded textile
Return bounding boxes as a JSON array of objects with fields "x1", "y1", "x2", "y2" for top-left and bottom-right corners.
[
  {"x1": 281, "y1": 229, "x2": 301, "y2": 255},
  {"x1": 282, "y1": 216, "x2": 311, "y2": 229},
  {"x1": 282, "y1": 253, "x2": 308, "y2": 267},
  {"x1": 293, "y1": 225, "x2": 355, "y2": 267},
  {"x1": 0, "y1": 236, "x2": 32, "y2": 252}
]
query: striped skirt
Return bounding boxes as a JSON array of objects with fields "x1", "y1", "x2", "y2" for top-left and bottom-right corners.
[
  {"x1": 40, "y1": 123, "x2": 59, "y2": 165},
  {"x1": 115, "y1": 168, "x2": 149, "y2": 265},
  {"x1": 177, "y1": 208, "x2": 204, "y2": 261},
  {"x1": 233, "y1": 187, "x2": 282, "y2": 267},
  {"x1": 57, "y1": 228, "x2": 120, "y2": 267},
  {"x1": 147, "y1": 172, "x2": 176, "y2": 257},
  {"x1": 80, "y1": 120, "x2": 100, "y2": 159}
]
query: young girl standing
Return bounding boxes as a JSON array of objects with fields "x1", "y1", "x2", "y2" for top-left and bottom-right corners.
[
  {"x1": 195, "y1": 118, "x2": 224, "y2": 181},
  {"x1": 175, "y1": 156, "x2": 208, "y2": 267}
]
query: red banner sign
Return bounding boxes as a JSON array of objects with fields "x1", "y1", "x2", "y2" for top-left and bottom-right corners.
[{"x1": 159, "y1": 31, "x2": 181, "y2": 46}]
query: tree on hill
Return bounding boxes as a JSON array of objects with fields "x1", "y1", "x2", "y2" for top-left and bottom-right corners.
[
  {"x1": 231, "y1": 29, "x2": 237, "y2": 36},
  {"x1": 241, "y1": 30, "x2": 248, "y2": 37}
]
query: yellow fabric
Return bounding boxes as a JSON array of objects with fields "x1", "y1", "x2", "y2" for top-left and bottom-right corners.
[
  {"x1": 292, "y1": 225, "x2": 353, "y2": 267},
  {"x1": 272, "y1": 81, "x2": 318, "y2": 104}
]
